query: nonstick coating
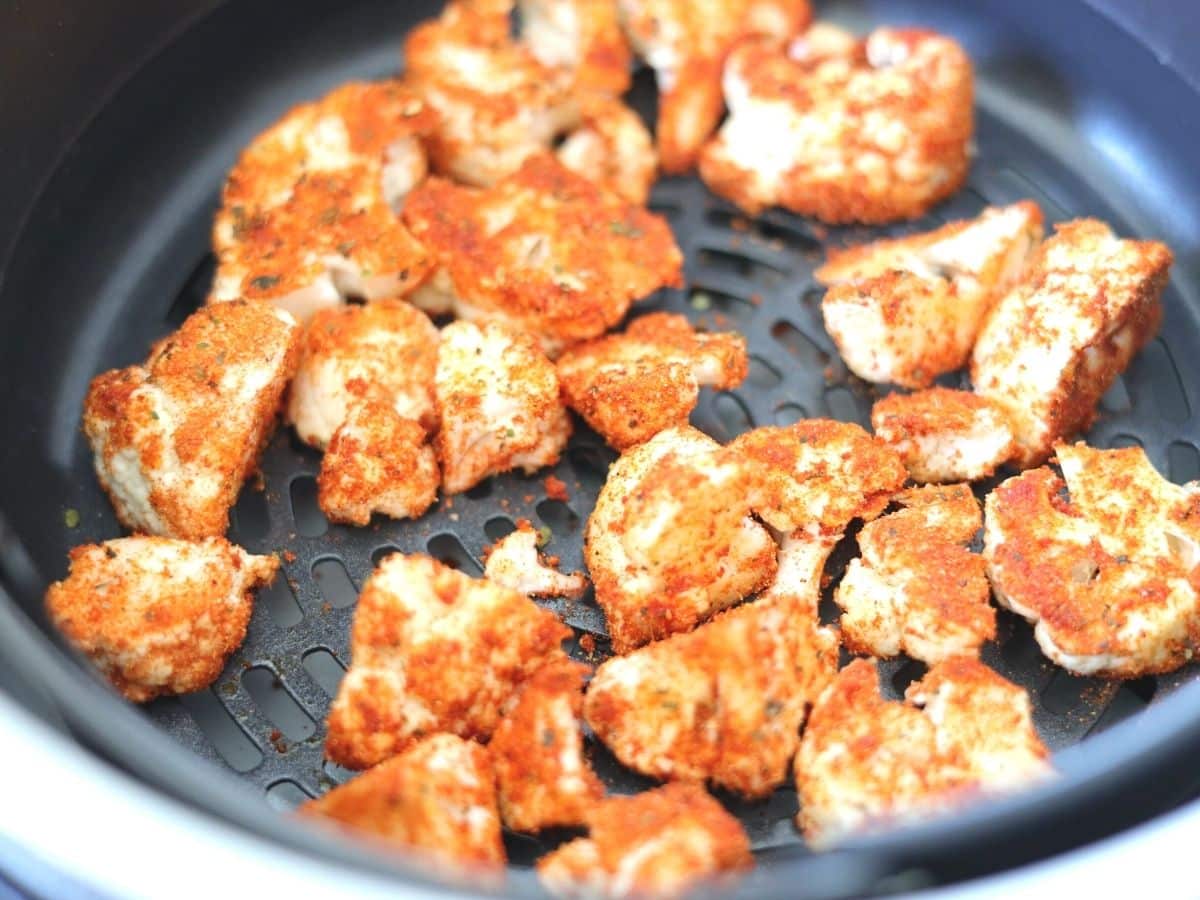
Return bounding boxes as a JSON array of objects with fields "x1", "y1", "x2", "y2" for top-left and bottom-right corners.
[{"x1": 4, "y1": 0, "x2": 1200, "y2": 895}]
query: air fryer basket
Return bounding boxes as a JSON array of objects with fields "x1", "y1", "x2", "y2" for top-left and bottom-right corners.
[{"x1": 3, "y1": 0, "x2": 1200, "y2": 896}]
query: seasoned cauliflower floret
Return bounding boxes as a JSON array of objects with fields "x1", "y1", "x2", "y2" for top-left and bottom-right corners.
[
  {"x1": 519, "y1": 0, "x2": 633, "y2": 95},
  {"x1": 484, "y1": 523, "x2": 588, "y2": 598},
  {"x1": 45, "y1": 536, "x2": 278, "y2": 702},
  {"x1": 555, "y1": 95, "x2": 658, "y2": 205},
  {"x1": 700, "y1": 26, "x2": 973, "y2": 222},
  {"x1": 618, "y1": 0, "x2": 812, "y2": 173},
  {"x1": 325, "y1": 553, "x2": 570, "y2": 769},
  {"x1": 972, "y1": 220, "x2": 1173, "y2": 467},
  {"x1": 404, "y1": 154, "x2": 683, "y2": 354},
  {"x1": 985, "y1": 442, "x2": 1200, "y2": 678},
  {"x1": 404, "y1": 1, "x2": 581, "y2": 187},
  {"x1": 435, "y1": 320, "x2": 572, "y2": 495},
  {"x1": 728, "y1": 419, "x2": 907, "y2": 535},
  {"x1": 302, "y1": 733, "x2": 504, "y2": 870},
  {"x1": 211, "y1": 82, "x2": 438, "y2": 320},
  {"x1": 287, "y1": 299, "x2": 439, "y2": 449},
  {"x1": 556, "y1": 312, "x2": 748, "y2": 450},
  {"x1": 317, "y1": 400, "x2": 439, "y2": 526},
  {"x1": 83, "y1": 301, "x2": 300, "y2": 539},
  {"x1": 796, "y1": 658, "x2": 1051, "y2": 847},
  {"x1": 817, "y1": 202, "x2": 1044, "y2": 387},
  {"x1": 537, "y1": 783, "x2": 753, "y2": 899},
  {"x1": 836, "y1": 484, "x2": 995, "y2": 664},
  {"x1": 872, "y1": 388, "x2": 1016, "y2": 484},
  {"x1": 585, "y1": 533, "x2": 838, "y2": 797},
  {"x1": 490, "y1": 659, "x2": 605, "y2": 832},
  {"x1": 585, "y1": 426, "x2": 777, "y2": 652}
]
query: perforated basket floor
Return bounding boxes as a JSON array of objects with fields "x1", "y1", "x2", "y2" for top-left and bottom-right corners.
[{"x1": 123, "y1": 76, "x2": 1200, "y2": 869}]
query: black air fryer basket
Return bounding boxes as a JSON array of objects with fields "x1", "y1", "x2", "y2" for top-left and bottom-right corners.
[{"x1": 3, "y1": 0, "x2": 1200, "y2": 896}]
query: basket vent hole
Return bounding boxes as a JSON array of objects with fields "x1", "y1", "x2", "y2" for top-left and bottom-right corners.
[
  {"x1": 260, "y1": 576, "x2": 303, "y2": 629},
  {"x1": 302, "y1": 648, "x2": 347, "y2": 697},
  {"x1": 1168, "y1": 441, "x2": 1200, "y2": 484},
  {"x1": 1089, "y1": 686, "x2": 1152, "y2": 734},
  {"x1": 312, "y1": 557, "x2": 358, "y2": 608},
  {"x1": 537, "y1": 499, "x2": 580, "y2": 536},
  {"x1": 770, "y1": 321, "x2": 829, "y2": 369},
  {"x1": 714, "y1": 392, "x2": 754, "y2": 438},
  {"x1": 232, "y1": 487, "x2": 271, "y2": 544},
  {"x1": 427, "y1": 532, "x2": 481, "y2": 573},
  {"x1": 1106, "y1": 433, "x2": 1142, "y2": 450},
  {"x1": 747, "y1": 355, "x2": 782, "y2": 389},
  {"x1": 165, "y1": 255, "x2": 215, "y2": 327},
  {"x1": 1041, "y1": 669, "x2": 1095, "y2": 715},
  {"x1": 697, "y1": 246, "x2": 786, "y2": 280},
  {"x1": 800, "y1": 286, "x2": 824, "y2": 309},
  {"x1": 891, "y1": 659, "x2": 928, "y2": 696},
  {"x1": 323, "y1": 760, "x2": 355, "y2": 786},
  {"x1": 774, "y1": 402, "x2": 808, "y2": 425},
  {"x1": 485, "y1": 515, "x2": 517, "y2": 543},
  {"x1": 688, "y1": 287, "x2": 755, "y2": 322},
  {"x1": 466, "y1": 480, "x2": 494, "y2": 500},
  {"x1": 289, "y1": 476, "x2": 327, "y2": 538},
  {"x1": 265, "y1": 779, "x2": 313, "y2": 811},
  {"x1": 179, "y1": 690, "x2": 263, "y2": 773},
  {"x1": 705, "y1": 209, "x2": 821, "y2": 255},
  {"x1": 1133, "y1": 339, "x2": 1190, "y2": 424},
  {"x1": 371, "y1": 545, "x2": 401, "y2": 568},
  {"x1": 1100, "y1": 376, "x2": 1132, "y2": 414},
  {"x1": 568, "y1": 444, "x2": 614, "y2": 490},
  {"x1": 825, "y1": 385, "x2": 868, "y2": 426},
  {"x1": 242, "y1": 666, "x2": 316, "y2": 742},
  {"x1": 1001, "y1": 621, "x2": 1046, "y2": 672}
]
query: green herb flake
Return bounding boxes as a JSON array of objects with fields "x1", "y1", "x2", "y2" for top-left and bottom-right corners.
[
  {"x1": 764, "y1": 698, "x2": 784, "y2": 718},
  {"x1": 540, "y1": 728, "x2": 557, "y2": 748},
  {"x1": 504, "y1": 427, "x2": 516, "y2": 438},
  {"x1": 536, "y1": 525, "x2": 553, "y2": 548},
  {"x1": 608, "y1": 220, "x2": 644, "y2": 238},
  {"x1": 64, "y1": 508, "x2": 80, "y2": 528},
  {"x1": 250, "y1": 275, "x2": 280, "y2": 291},
  {"x1": 319, "y1": 207, "x2": 340, "y2": 226},
  {"x1": 336, "y1": 241, "x2": 356, "y2": 257},
  {"x1": 690, "y1": 291, "x2": 713, "y2": 312}
]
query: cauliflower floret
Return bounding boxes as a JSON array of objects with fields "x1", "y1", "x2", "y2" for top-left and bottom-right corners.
[
  {"x1": 484, "y1": 523, "x2": 588, "y2": 598},
  {"x1": 585, "y1": 544, "x2": 837, "y2": 797},
  {"x1": 836, "y1": 484, "x2": 995, "y2": 664},
  {"x1": 434, "y1": 320, "x2": 572, "y2": 495},
  {"x1": 210, "y1": 82, "x2": 438, "y2": 321},
  {"x1": 556, "y1": 312, "x2": 747, "y2": 450},
  {"x1": 404, "y1": 154, "x2": 683, "y2": 354},
  {"x1": 490, "y1": 659, "x2": 604, "y2": 832},
  {"x1": 872, "y1": 388, "x2": 1016, "y2": 484},
  {"x1": 699, "y1": 26, "x2": 973, "y2": 222},
  {"x1": 618, "y1": 0, "x2": 812, "y2": 173},
  {"x1": 817, "y1": 202, "x2": 1044, "y2": 386},
  {"x1": 555, "y1": 95, "x2": 657, "y2": 205},
  {"x1": 44, "y1": 536, "x2": 278, "y2": 702},
  {"x1": 83, "y1": 301, "x2": 300, "y2": 539},
  {"x1": 537, "y1": 783, "x2": 753, "y2": 899},
  {"x1": 985, "y1": 442, "x2": 1200, "y2": 678},
  {"x1": 796, "y1": 657, "x2": 1050, "y2": 847},
  {"x1": 302, "y1": 733, "x2": 504, "y2": 871},
  {"x1": 325, "y1": 553, "x2": 570, "y2": 769},
  {"x1": 519, "y1": 0, "x2": 633, "y2": 95},
  {"x1": 317, "y1": 400, "x2": 439, "y2": 526},
  {"x1": 404, "y1": 2, "x2": 582, "y2": 187},
  {"x1": 971, "y1": 220, "x2": 1173, "y2": 467},
  {"x1": 287, "y1": 299, "x2": 439, "y2": 449},
  {"x1": 585, "y1": 426, "x2": 776, "y2": 652},
  {"x1": 728, "y1": 419, "x2": 907, "y2": 535}
]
